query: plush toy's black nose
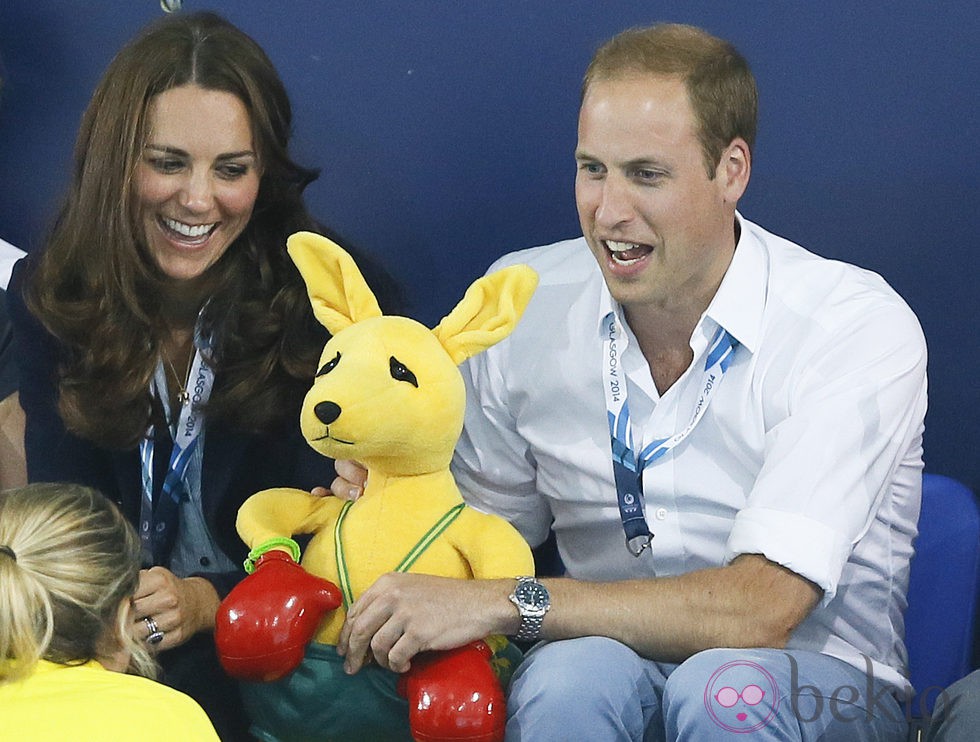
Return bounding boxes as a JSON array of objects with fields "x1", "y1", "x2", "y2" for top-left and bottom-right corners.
[{"x1": 314, "y1": 401, "x2": 342, "y2": 425}]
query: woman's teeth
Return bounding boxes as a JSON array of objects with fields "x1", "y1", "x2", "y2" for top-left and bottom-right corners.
[{"x1": 163, "y1": 217, "x2": 216, "y2": 238}]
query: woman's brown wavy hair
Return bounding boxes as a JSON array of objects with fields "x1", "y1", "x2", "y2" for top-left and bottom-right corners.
[{"x1": 25, "y1": 12, "x2": 331, "y2": 449}]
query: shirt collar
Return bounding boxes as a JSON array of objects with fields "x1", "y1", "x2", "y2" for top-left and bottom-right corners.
[
  {"x1": 596, "y1": 279, "x2": 619, "y2": 335},
  {"x1": 703, "y1": 211, "x2": 766, "y2": 355},
  {"x1": 34, "y1": 658, "x2": 106, "y2": 674},
  {"x1": 593, "y1": 212, "x2": 767, "y2": 355}
]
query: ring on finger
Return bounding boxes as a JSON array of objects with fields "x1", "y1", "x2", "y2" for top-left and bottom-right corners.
[{"x1": 144, "y1": 616, "x2": 165, "y2": 645}]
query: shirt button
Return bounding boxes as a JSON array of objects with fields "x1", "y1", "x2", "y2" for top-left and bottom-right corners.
[
  {"x1": 655, "y1": 507, "x2": 668, "y2": 521},
  {"x1": 199, "y1": 556, "x2": 211, "y2": 567}
]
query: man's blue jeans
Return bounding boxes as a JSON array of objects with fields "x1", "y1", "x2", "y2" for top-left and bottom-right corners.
[{"x1": 505, "y1": 637, "x2": 909, "y2": 741}]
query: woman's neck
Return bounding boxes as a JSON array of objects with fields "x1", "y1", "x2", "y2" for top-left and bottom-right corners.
[
  {"x1": 159, "y1": 278, "x2": 209, "y2": 331},
  {"x1": 157, "y1": 279, "x2": 210, "y2": 410},
  {"x1": 95, "y1": 612, "x2": 131, "y2": 673}
]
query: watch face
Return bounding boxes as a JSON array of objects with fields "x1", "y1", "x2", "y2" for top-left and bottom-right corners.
[{"x1": 516, "y1": 580, "x2": 549, "y2": 610}]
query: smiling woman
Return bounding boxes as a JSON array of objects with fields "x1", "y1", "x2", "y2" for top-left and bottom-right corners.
[
  {"x1": 137, "y1": 86, "x2": 261, "y2": 285},
  {"x1": 5, "y1": 11, "x2": 398, "y2": 740}
]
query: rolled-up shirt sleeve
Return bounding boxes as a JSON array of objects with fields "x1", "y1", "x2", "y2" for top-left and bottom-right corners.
[{"x1": 726, "y1": 292, "x2": 927, "y2": 604}]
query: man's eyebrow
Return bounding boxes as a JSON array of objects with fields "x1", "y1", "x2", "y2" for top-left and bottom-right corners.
[
  {"x1": 622, "y1": 155, "x2": 671, "y2": 169},
  {"x1": 574, "y1": 150, "x2": 672, "y2": 171}
]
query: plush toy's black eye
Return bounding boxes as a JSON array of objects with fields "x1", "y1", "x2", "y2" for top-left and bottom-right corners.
[
  {"x1": 316, "y1": 352, "x2": 341, "y2": 377},
  {"x1": 389, "y1": 356, "x2": 418, "y2": 387}
]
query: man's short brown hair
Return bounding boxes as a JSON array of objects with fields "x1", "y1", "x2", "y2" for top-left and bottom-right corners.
[{"x1": 583, "y1": 23, "x2": 758, "y2": 177}]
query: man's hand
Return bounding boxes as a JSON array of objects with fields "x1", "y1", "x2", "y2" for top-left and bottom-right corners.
[
  {"x1": 130, "y1": 567, "x2": 220, "y2": 651},
  {"x1": 310, "y1": 458, "x2": 367, "y2": 501},
  {"x1": 337, "y1": 573, "x2": 516, "y2": 675}
]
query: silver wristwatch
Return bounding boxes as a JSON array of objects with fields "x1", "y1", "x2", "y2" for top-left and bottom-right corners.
[{"x1": 509, "y1": 576, "x2": 551, "y2": 642}]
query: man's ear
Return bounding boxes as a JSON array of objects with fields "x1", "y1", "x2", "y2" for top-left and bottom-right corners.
[{"x1": 718, "y1": 137, "x2": 751, "y2": 204}]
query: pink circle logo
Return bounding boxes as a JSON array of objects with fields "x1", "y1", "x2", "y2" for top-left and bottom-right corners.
[{"x1": 704, "y1": 660, "x2": 780, "y2": 733}]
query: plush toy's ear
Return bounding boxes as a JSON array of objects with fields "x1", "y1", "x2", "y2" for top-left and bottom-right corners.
[
  {"x1": 287, "y1": 231, "x2": 383, "y2": 334},
  {"x1": 433, "y1": 265, "x2": 538, "y2": 365}
]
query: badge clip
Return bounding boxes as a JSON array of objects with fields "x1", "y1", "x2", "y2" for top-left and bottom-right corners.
[{"x1": 626, "y1": 533, "x2": 653, "y2": 558}]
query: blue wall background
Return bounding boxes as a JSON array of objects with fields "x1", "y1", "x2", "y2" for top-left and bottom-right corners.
[{"x1": 0, "y1": 1, "x2": 977, "y2": 492}]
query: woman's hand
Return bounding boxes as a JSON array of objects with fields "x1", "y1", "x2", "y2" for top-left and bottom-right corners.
[
  {"x1": 130, "y1": 567, "x2": 220, "y2": 651},
  {"x1": 310, "y1": 459, "x2": 368, "y2": 501}
]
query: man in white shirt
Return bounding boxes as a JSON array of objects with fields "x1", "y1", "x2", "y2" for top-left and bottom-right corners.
[{"x1": 334, "y1": 23, "x2": 926, "y2": 741}]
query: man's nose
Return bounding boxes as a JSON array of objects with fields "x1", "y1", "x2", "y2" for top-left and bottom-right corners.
[{"x1": 594, "y1": 176, "x2": 634, "y2": 228}]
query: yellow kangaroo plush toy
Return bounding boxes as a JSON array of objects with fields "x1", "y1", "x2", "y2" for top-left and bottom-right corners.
[{"x1": 216, "y1": 231, "x2": 538, "y2": 742}]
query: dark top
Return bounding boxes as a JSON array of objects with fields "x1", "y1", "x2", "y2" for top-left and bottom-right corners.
[
  {"x1": 7, "y1": 257, "x2": 337, "y2": 597},
  {"x1": 0, "y1": 289, "x2": 18, "y2": 400}
]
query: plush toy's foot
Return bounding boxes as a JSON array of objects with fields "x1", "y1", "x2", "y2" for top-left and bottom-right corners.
[
  {"x1": 215, "y1": 550, "x2": 342, "y2": 682},
  {"x1": 398, "y1": 640, "x2": 506, "y2": 742}
]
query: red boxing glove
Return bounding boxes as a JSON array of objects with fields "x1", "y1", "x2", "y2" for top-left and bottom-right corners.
[
  {"x1": 398, "y1": 640, "x2": 506, "y2": 742},
  {"x1": 215, "y1": 550, "x2": 342, "y2": 682}
]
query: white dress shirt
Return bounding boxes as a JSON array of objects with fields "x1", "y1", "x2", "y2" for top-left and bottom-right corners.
[{"x1": 453, "y1": 214, "x2": 927, "y2": 691}]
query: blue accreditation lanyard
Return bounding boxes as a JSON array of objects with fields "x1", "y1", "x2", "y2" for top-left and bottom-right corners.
[
  {"x1": 602, "y1": 311, "x2": 738, "y2": 557},
  {"x1": 138, "y1": 324, "x2": 214, "y2": 566}
]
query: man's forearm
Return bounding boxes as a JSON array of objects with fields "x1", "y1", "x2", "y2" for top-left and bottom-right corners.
[{"x1": 534, "y1": 554, "x2": 821, "y2": 663}]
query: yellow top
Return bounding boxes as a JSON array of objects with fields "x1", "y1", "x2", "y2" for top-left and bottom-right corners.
[{"x1": 0, "y1": 659, "x2": 219, "y2": 741}]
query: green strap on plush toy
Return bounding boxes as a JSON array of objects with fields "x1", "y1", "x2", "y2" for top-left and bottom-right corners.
[
  {"x1": 334, "y1": 501, "x2": 523, "y2": 691},
  {"x1": 240, "y1": 507, "x2": 521, "y2": 693},
  {"x1": 335, "y1": 500, "x2": 465, "y2": 609},
  {"x1": 240, "y1": 503, "x2": 468, "y2": 600},
  {"x1": 240, "y1": 501, "x2": 467, "y2": 605}
]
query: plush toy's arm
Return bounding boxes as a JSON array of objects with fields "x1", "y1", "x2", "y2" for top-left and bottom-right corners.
[
  {"x1": 216, "y1": 550, "x2": 342, "y2": 682},
  {"x1": 236, "y1": 487, "x2": 345, "y2": 550},
  {"x1": 218, "y1": 488, "x2": 346, "y2": 682},
  {"x1": 457, "y1": 510, "x2": 536, "y2": 578}
]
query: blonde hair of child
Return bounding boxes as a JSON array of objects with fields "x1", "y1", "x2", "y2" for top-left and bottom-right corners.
[{"x1": 0, "y1": 483, "x2": 156, "y2": 683}]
